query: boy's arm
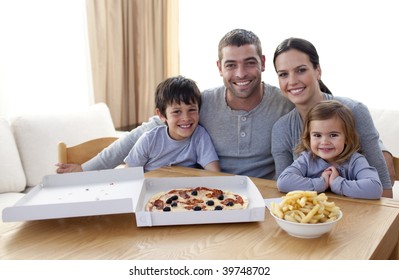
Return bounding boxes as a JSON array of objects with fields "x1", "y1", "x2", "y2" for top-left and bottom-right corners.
[{"x1": 203, "y1": 160, "x2": 220, "y2": 172}]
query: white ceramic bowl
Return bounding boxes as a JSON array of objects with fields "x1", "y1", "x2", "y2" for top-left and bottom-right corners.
[{"x1": 270, "y1": 210, "x2": 343, "y2": 238}]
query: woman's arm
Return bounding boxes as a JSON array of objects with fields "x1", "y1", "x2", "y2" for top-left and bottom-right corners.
[{"x1": 271, "y1": 118, "x2": 296, "y2": 179}]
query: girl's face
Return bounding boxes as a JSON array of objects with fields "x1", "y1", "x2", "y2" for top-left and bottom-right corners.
[
  {"x1": 274, "y1": 49, "x2": 321, "y2": 106},
  {"x1": 309, "y1": 117, "x2": 346, "y2": 164},
  {"x1": 157, "y1": 101, "x2": 199, "y2": 141}
]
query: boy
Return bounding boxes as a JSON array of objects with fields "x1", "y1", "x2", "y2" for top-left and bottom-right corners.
[{"x1": 124, "y1": 76, "x2": 220, "y2": 172}]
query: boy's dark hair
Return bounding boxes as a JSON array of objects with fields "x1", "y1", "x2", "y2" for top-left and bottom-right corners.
[
  {"x1": 218, "y1": 29, "x2": 262, "y2": 62},
  {"x1": 155, "y1": 75, "x2": 201, "y2": 117}
]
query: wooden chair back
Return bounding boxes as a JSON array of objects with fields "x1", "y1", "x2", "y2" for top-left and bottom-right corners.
[
  {"x1": 393, "y1": 156, "x2": 399, "y2": 181},
  {"x1": 58, "y1": 137, "x2": 118, "y2": 164}
]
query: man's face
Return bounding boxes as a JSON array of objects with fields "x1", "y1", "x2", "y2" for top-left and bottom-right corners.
[{"x1": 217, "y1": 44, "x2": 265, "y2": 100}]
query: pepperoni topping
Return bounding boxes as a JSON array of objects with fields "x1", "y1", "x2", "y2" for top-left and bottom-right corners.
[
  {"x1": 153, "y1": 199, "x2": 164, "y2": 210},
  {"x1": 179, "y1": 190, "x2": 191, "y2": 199},
  {"x1": 234, "y1": 194, "x2": 244, "y2": 205}
]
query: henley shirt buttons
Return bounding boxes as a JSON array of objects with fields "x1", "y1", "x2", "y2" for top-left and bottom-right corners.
[
  {"x1": 241, "y1": 116, "x2": 247, "y2": 121},
  {"x1": 240, "y1": 132, "x2": 246, "y2": 137}
]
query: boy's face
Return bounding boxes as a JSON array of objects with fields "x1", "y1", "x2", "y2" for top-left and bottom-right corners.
[{"x1": 157, "y1": 101, "x2": 199, "y2": 141}]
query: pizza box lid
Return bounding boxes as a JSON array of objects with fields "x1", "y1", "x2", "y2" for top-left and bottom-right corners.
[
  {"x1": 2, "y1": 168, "x2": 265, "y2": 227},
  {"x1": 2, "y1": 167, "x2": 144, "y2": 222}
]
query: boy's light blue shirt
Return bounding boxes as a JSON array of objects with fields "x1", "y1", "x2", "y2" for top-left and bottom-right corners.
[{"x1": 123, "y1": 125, "x2": 218, "y2": 172}]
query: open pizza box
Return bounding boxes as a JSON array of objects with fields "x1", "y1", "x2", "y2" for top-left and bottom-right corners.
[{"x1": 2, "y1": 167, "x2": 265, "y2": 227}]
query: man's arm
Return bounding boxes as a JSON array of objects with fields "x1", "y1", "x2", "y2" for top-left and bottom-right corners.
[{"x1": 56, "y1": 116, "x2": 164, "y2": 173}]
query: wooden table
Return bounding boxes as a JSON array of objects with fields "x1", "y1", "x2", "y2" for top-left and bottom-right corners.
[{"x1": 1, "y1": 166, "x2": 399, "y2": 260}]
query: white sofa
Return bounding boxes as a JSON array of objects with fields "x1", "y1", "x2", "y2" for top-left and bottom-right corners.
[
  {"x1": 0, "y1": 103, "x2": 120, "y2": 212},
  {"x1": 370, "y1": 108, "x2": 399, "y2": 158}
]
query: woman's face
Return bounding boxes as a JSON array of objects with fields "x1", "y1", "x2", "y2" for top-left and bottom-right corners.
[{"x1": 274, "y1": 49, "x2": 321, "y2": 106}]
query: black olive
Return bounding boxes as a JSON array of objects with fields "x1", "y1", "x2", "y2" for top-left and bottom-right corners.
[
  {"x1": 217, "y1": 194, "x2": 224, "y2": 200},
  {"x1": 215, "y1": 205, "x2": 223, "y2": 210},
  {"x1": 193, "y1": 206, "x2": 202, "y2": 211},
  {"x1": 206, "y1": 200, "x2": 215, "y2": 206},
  {"x1": 166, "y1": 195, "x2": 179, "y2": 204},
  {"x1": 163, "y1": 206, "x2": 171, "y2": 212},
  {"x1": 226, "y1": 201, "x2": 234, "y2": 206},
  {"x1": 191, "y1": 190, "x2": 198, "y2": 196},
  {"x1": 171, "y1": 202, "x2": 178, "y2": 207}
]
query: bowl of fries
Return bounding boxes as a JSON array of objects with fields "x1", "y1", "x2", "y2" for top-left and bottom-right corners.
[{"x1": 269, "y1": 191, "x2": 342, "y2": 238}]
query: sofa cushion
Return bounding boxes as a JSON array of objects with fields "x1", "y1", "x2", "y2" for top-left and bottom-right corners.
[
  {"x1": 11, "y1": 103, "x2": 117, "y2": 187},
  {"x1": 370, "y1": 108, "x2": 399, "y2": 156},
  {"x1": 0, "y1": 118, "x2": 26, "y2": 193}
]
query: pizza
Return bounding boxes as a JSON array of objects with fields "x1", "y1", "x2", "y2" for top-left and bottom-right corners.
[{"x1": 146, "y1": 186, "x2": 248, "y2": 212}]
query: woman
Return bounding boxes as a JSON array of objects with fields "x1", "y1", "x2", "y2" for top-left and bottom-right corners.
[{"x1": 271, "y1": 37, "x2": 393, "y2": 198}]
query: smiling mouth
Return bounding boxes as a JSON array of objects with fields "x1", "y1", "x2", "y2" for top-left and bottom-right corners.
[
  {"x1": 289, "y1": 87, "x2": 305, "y2": 95},
  {"x1": 179, "y1": 124, "x2": 192, "y2": 129},
  {"x1": 234, "y1": 80, "x2": 251, "y2": 87},
  {"x1": 319, "y1": 148, "x2": 334, "y2": 152}
]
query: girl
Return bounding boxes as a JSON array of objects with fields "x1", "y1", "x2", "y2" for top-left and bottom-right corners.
[{"x1": 277, "y1": 100, "x2": 383, "y2": 199}]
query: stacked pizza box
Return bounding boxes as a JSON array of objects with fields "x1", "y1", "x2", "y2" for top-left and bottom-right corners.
[{"x1": 2, "y1": 168, "x2": 265, "y2": 227}]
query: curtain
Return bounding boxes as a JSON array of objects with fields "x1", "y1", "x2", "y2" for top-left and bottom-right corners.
[{"x1": 86, "y1": 0, "x2": 179, "y2": 130}]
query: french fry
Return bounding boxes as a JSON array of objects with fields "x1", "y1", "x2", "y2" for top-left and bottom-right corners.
[{"x1": 270, "y1": 191, "x2": 341, "y2": 224}]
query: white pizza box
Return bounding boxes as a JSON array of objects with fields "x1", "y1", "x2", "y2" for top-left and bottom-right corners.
[
  {"x1": 2, "y1": 167, "x2": 265, "y2": 227},
  {"x1": 2, "y1": 168, "x2": 143, "y2": 222},
  {"x1": 135, "y1": 174, "x2": 265, "y2": 227}
]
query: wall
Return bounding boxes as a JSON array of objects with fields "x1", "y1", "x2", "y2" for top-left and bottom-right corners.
[
  {"x1": 179, "y1": 0, "x2": 399, "y2": 110},
  {"x1": 0, "y1": 0, "x2": 93, "y2": 117}
]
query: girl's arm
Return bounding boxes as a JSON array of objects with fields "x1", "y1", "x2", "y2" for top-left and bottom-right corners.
[
  {"x1": 330, "y1": 155, "x2": 383, "y2": 199},
  {"x1": 277, "y1": 155, "x2": 328, "y2": 193}
]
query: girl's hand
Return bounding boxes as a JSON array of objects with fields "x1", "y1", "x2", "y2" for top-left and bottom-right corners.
[
  {"x1": 327, "y1": 166, "x2": 339, "y2": 185},
  {"x1": 321, "y1": 168, "x2": 332, "y2": 189}
]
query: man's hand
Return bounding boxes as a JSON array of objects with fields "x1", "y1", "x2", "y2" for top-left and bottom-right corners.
[{"x1": 55, "y1": 163, "x2": 83, "y2": 174}]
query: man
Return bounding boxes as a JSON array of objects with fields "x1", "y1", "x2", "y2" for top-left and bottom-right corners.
[{"x1": 56, "y1": 29, "x2": 294, "y2": 179}]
